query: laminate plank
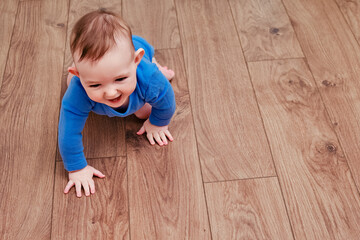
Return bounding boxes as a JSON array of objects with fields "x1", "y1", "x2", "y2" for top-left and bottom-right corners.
[
  {"x1": 336, "y1": 0, "x2": 360, "y2": 43},
  {"x1": 0, "y1": 0, "x2": 67, "y2": 239},
  {"x1": 122, "y1": 0, "x2": 180, "y2": 49},
  {"x1": 0, "y1": 0, "x2": 18, "y2": 88},
  {"x1": 82, "y1": 114, "x2": 126, "y2": 158},
  {"x1": 282, "y1": 0, "x2": 360, "y2": 193},
  {"x1": 175, "y1": 0, "x2": 275, "y2": 182},
  {"x1": 248, "y1": 59, "x2": 360, "y2": 239},
  {"x1": 205, "y1": 178, "x2": 293, "y2": 240},
  {"x1": 228, "y1": 0, "x2": 303, "y2": 61},
  {"x1": 52, "y1": 157, "x2": 129, "y2": 239},
  {"x1": 56, "y1": 0, "x2": 126, "y2": 161},
  {"x1": 56, "y1": 113, "x2": 126, "y2": 161},
  {"x1": 126, "y1": 49, "x2": 211, "y2": 239}
]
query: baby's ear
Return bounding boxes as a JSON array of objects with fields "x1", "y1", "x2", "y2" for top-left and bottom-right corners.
[
  {"x1": 134, "y1": 48, "x2": 145, "y2": 66},
  {"x1": 68, "y1": 66, "x2": 80, "y2": 77}
]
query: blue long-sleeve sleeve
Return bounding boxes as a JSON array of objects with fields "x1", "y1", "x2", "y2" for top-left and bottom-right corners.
[
  {"x1": 58, "y1": 78, "x2": 93, "y2": 171},
  {"x1": 145, "y1": 71, "x2": 176, "y2": 126}
]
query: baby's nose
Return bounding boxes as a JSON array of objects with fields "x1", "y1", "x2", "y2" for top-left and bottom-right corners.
[{"x1": 105, "y1": 87, "x2": 118, "y2": 98}]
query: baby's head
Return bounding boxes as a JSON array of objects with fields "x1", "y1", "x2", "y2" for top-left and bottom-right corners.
[{"x1": 68, "y1": 9, "x2": 144, "y2": 108}]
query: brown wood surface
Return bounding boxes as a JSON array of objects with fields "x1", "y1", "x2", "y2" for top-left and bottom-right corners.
[
  {"x1": 0, "y1": 0, "x2": 18, "y2": 88},
  {"x1": 56, "y1": 0, "x2": 126, "y2": 160},
  {"x1": 248, "y1": 59, "x2": 360, "y2": 239},
  {"x1": 2, "y1": 0, "x2": 360, "y2": 239},
  {"x1": 336, "y1": 0, "x2": 360, "y2": 43},
  {"x1": 122, "y1": 0, "x2": 180, "y2": 49},
  {"x1": 126, "y1": 49, "x2": 211, "y2": 239},
  {"x1": 282, "y1": 0, "x2": 360, "y2": 193},
  {"x1": 0, "y1": 0, "x2": 67, "y2": 239},
  {"x1": 228, "y1": 0, "x2": 303, "y2": 61},
  {"x1": 56, "y1": 113, "x2": 126, "y2": 161},
  {"x1": 205, "y1": 177, "x2": 293, "y2": 240},
  {"x1": 82, "y1": 114, "x2": 126, "y2": 158},
  {"x1": 175, "y1": 0, "x2": 275, "y2": 182},
  {"x1": 52, "y1": 157, "x2": 129, "y2": 239}
]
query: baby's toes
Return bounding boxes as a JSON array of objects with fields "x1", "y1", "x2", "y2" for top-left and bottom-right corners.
[{"x1": 166, "y1": 69, "x2": 175, "y2": 81}]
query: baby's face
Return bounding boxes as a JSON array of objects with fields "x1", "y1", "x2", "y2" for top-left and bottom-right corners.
[{"x1": 74, "y1": 38, "x2": 143, "y2": 108}]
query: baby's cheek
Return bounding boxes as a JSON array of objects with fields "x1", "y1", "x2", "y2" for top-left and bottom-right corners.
[
  {"x1": 127, "y1": 78, "x2": 137, "y2": 94},
  {"x1": 92, "y1": 95, "x2": 103, "y2": 103},
  {"x1": 86, "y1": 91, "x2": 100, "y2": 103}
]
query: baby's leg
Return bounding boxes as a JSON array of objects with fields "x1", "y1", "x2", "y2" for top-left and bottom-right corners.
[
  {"x1": 134, "y1": 103, "x2": 152, "y2": 119},
  {"x1": 152, "y1": 57, "x2": 175, "y2": 81}
]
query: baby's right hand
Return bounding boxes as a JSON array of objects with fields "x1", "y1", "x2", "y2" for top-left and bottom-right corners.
[{"x1": 64, "y1": 165, "x2": 105, "y2": 197}]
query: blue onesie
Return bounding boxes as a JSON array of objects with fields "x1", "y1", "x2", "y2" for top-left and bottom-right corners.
[{"x1": 58, "y1": 35, "x2": 176, "y2": 171}]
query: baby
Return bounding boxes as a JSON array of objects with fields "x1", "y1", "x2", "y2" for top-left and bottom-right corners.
[{"x1": 58, "y1": 9, "x2": 176, "y2": 197}]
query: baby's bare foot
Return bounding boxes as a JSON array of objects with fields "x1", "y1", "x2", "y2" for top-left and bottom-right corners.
[{"x1": 158, "y1": 65, "x2": 175, "y2": 81}]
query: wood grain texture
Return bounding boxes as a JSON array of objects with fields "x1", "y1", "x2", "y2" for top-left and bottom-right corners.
[
  {"x1": 122, "y1": 0, "x2": 180, "y2": 49},
  {"x1": 205, "y1": 178, "x2": 293, "y2": 240},
  {"x1": 228, "y1": 0, "x2": 303, "y2": 61},
  {"x1": 336, "y1": 0, "x2": 360, "y2": 43},
  {"x1": 248, "y1": 59, "x2": 360, "y2": 239},
  {"x1": 57, "y1": 0, "x2": 126, "y2": 160},
  {"x1": 52, "y1": 157, "x2": 129, "y2": 240},
  {"x1": 175, "y1": 0, "x2": 275, "y2": 182},
  {"x1": 126, "y1": 49, "x2": 211, "y2": 239},
  {"x1": 56, "y1": 113, "x2": 126, "y2": 161},
  {"x1": 0, "y1": 0, "x2": 18, "y2": 88},
  {"x1": 82, "y1": 114, "x2": 126, "y2": 158},
  {"x1": 282, "y1": 0, "x2": 360, "y2": 194},
  {"x1": 0, "y1": 0, "x2": 67, "y2": 239}
]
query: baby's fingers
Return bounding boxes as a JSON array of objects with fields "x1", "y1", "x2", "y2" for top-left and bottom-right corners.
[
  {"x1": 82, "y1": 181, "x2": 90, "y2": 197},
  {"x1": 159, "y1": 131, "x2": 168, "y2": 145},
  {"x1": 147, "y1": 133, "x2": 156, "y2": 145},
  {"x1": 137, "y1": 125, "x2": 145, "y2": 135},
  {"x1": 153, "y1": 132, "x2": 164, "y2": 146},
  {"x1": 89, "y1": 179, "x2": 96, "y2": 194},
  {"x1": 75, "y1": 181, "x2": 82, "y2": 198},
  {"x1": 93, "y1": 168, "x2": 105, "y2": 178},
  {"x1": 64, "y1": 180, "x2": 75, "y2": 194},
  {"x1": 165, "y1": 130, "x2": 174, "y2": 142}
]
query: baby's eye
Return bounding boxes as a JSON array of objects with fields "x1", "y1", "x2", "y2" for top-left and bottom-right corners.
[
  {"x1": 116, "y1": 77, "x2": 127, "y2": 82},
  {"x1": 90, "y1": 84, "x2": 101, "y2": 88}
]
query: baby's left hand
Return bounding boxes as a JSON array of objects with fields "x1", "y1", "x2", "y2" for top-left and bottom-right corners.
[{"x1": 137, "y1": 119, "x2": 174, "y2": 146}]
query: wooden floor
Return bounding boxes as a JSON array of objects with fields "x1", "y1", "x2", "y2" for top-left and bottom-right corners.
[{"x1": 1, "y1": 0, "x2": 360, "y2": 239}]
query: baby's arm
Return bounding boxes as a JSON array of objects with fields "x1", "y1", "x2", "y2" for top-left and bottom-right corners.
[
  {"x1": 136, "y1": 71, "x2": 176, "y2": 146},
  {"x1": 59, "y1": 77, "x2": 104, "y2": 197}
]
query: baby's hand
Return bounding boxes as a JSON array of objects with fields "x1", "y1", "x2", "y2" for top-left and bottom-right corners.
[
  {"x1": 64, "y1": 165, "x2": 105, "y2": 197},
  {"x1": 137, "y1": 119, "x2": 174, "y2": 146}
]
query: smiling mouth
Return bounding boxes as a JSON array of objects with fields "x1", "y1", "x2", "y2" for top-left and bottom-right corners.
[{"x1": 109, "y1": 95, "x2": 121, "y2": 103}]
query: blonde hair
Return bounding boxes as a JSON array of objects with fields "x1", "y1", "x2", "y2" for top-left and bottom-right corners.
[{"x1": 70, "y1": 9, "x2": 134, "y2": 62}]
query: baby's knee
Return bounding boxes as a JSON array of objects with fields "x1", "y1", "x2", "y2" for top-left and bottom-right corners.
[{"x1": 134, "y1": 103, "x2": 152, "y2": 119}]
